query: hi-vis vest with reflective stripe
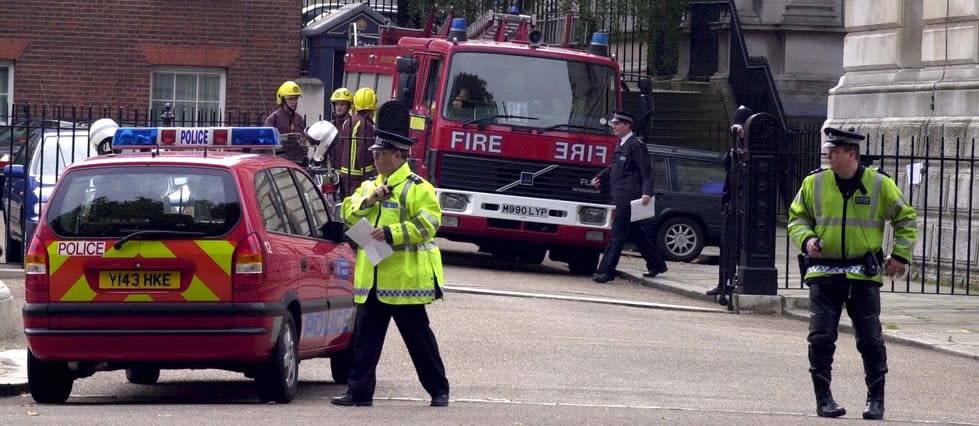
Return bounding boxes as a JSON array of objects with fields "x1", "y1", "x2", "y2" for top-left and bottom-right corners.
[
  {"x1": 341, "y1": 162, "x2": 444, "y2": 305},
  {"x1": 787, "y1": 167, "x2": 917, "y2": 284}
]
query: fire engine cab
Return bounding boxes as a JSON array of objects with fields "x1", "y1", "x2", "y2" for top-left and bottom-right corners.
[{"x1": 342, "y1": 13, "x2": 648, "y2": 274}]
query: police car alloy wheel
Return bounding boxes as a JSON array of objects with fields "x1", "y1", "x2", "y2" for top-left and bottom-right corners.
[{"x1": 256, "y1": 316, "x2": 299, "y2": 403}]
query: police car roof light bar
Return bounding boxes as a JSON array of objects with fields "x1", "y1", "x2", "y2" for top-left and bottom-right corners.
[{"x1": 111, "y1": 127, "x2": 281, "y2": 151}]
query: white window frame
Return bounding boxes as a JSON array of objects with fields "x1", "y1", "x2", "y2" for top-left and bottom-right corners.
[
  {"x1": 0, "y1": 61, "x2": 12, "y2": 125},
  {"x1": 150, "y1": 66, "x2": 226, "y2": 125}
]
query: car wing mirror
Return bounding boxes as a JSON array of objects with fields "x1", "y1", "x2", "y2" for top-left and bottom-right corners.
[{"x1": 319, "y1": 221, "x2": 346, "y2": 242}]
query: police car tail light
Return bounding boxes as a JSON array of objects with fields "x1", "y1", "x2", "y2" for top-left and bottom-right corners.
[
  {"x1": 24, "y1": 235, "x2": 49, "y2": 294},
  {"x1": 232, "y1": 233, "x2": 265, "y2": 290}
]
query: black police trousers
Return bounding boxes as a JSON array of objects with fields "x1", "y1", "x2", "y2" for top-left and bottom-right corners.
[
  {"x1": 807, "y1": 275, "x2": 888, "y2": 378},
  {"x1": 346, "y1": 288, "x2": 449, "y2": 400},
  {"x1": 596, "y1": 204, "x2": 666, "y2": 276}
]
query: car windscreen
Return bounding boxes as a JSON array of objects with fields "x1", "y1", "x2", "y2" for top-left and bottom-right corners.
[
  {"x1": 45, "y1": 166, "x2": 241, "y2": 238},
  {"x1": 442, "y1": 52, "x2": 617, "y2": 133},
  {"x1": 31, "y1": 133, "x2": 93, "y2": 182}
]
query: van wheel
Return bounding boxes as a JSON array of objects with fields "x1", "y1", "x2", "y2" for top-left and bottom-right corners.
[
  {"x1": 330, "y1": 347, "x2": 353, "y2": 384},
  {"x1": 27, "y1": 349, "x2": 73, "y2": 404},
  {"x1": 567, "y1": 249, "x2": 601, "y2": 275},
  {"x1": 655, "y1": 217, "x2": 704, "y2": 262},
  {"x1": 255, "y1": 316, "x2": 299, "y2": 403},
  {"x1": 125, "y1": 367, "x2": 160, "y2": 385}
]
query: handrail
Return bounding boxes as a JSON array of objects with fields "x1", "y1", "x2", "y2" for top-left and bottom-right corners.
[{"x1": 723, "y1": 0, "x2": 788, "y2": 130}]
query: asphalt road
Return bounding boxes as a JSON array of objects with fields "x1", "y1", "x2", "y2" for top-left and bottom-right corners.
[{"x1": 1, "y1": 241, "x2": 978, "y2": 424}]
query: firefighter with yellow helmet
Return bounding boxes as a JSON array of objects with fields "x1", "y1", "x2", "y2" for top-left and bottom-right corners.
[
  {"x1": 336, "y1": 87, "x2": 378, "y2": 196},
  {"x1": 264, "y1": 81, "x2": 308, "y2": 164}
]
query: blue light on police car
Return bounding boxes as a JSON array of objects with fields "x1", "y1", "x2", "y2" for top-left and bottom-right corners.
[
  {"x1": 230, "y1": 127, "x2": 280, "y2": 147},
  {"x1": 112, "y1": 128, "x2": 158, "y2": 147}
]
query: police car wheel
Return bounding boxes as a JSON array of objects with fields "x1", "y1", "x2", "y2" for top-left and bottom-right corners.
[
  {"x1": 256, "y1": 316, "x2": 299, "y2": 403},
  {"x1": 27, "y1": 349, "x2": 73, "y2": 404},
  {"x1": 655, "y1": 216, "x2": 704, "y2": 262},
  {"x1": 125, "y1": 368, "x2": 160, "y2": 385},
  {"x1": 330, "y1": 348, "x2": 353, "y2": 384}
]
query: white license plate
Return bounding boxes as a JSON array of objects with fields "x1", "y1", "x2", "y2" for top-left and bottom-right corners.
[{"x1": 500, "y1": 204, "x2": 548, "y2": 217}]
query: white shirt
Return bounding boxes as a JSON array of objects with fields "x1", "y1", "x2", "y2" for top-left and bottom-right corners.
[{"x1": 619, "y1": 132, "x2": 634, "y2": 146}]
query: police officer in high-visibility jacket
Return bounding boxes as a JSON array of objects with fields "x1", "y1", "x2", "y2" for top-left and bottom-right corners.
[
  {"x1": 332, "y1": 102, "x2": 449, "y2": 408},
  {"x1": 788, "y1": 127, "x2": 917, "y2": 420}
]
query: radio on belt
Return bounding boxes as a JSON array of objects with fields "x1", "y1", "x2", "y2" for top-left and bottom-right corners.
[{"x1": 110, "y1": 126, "x2": 282, "y2": 150}]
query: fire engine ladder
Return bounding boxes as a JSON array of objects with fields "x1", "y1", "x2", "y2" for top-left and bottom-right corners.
[{"x1": 467, "y1": 10, "x2": 535, "y2": 42}]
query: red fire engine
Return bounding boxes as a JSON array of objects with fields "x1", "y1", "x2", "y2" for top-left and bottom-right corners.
[{"x1": 341, "y1": 11, "x2": 648, "y2": 274}]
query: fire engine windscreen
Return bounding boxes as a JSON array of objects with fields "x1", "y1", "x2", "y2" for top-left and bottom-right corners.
[
  {"x1": 443, "y1": 52, "x2": 616, "y2": 133},
  {"x1": 44, "y1": 166, "x2": 240, "y2": 238}
]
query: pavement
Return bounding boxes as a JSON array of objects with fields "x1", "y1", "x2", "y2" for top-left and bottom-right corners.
[{"x1": 1, "y1": 232, "x2": 977, "y2": 398}]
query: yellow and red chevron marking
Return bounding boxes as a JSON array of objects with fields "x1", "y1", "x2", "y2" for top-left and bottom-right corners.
[{"x1": 47, "y1": 240, "x2": 234, "y2": 302}]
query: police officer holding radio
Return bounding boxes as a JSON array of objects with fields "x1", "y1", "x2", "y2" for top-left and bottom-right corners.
[
  {"x1": 332, "y1": 101, "x2": 449, "y2": 408},
  {"x1": 788, "y1": 127, "x2": 917, "y2": 420}
]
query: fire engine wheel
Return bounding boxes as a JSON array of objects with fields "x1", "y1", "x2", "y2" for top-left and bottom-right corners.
[
  {"x1": 516, "y1": 247, "x2": 547, "y2": 264},
  {"x1": 125, "y1": 367, "x2": 160, "y2": 385},
  {"x1": 330, "y1": 348, "x2": 353, "y2": 384},
  {"x1": 256, "y1": 316, "x2": 299, "y2": 403},
  {"x1": 655, "y1": 216, "x2": 704, "y2": 262},
  {"x1": 27, "y1": 349, "x2": 73, "y2": 404},
  {"x1": 567, "y1": 250, "x2": 601, "y2": 275}
]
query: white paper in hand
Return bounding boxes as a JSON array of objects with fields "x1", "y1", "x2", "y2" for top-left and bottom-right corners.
[
  {"x1": 345, "y1": 218, "x2": 394, "y2": 265},
  {"x1": 630, "y1": 197, "x2": 656, "y2": 222}
]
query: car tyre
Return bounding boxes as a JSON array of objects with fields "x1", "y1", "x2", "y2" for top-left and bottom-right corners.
[
  {"x1": 655, "y1": 216, "x2": 704, "y2": 262},
  {"x1": 125, "y1": 367, "x2": 161, "y2": 385},
  {"x1": 255, "y1": 315, "x2": 299, "y2": 403},
  {"x1": 27, "y1": 349, "x2": 73, "y2": 404},
  {"x1": 330, "y1": 347, "x2": 353, "y2": 384},
  {"x1": 567, "y1": 249, "x2": 601, "y2": 275}
]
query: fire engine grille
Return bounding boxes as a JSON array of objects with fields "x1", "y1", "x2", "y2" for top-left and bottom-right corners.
[{"x1": 438, "y1": 153, "x2": 609, "y2": 204}]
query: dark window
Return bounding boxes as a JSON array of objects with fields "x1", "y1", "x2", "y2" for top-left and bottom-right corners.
[
  {"x1": 293, "y1": 169, "x2": 330, "y2": 230},
  {"x1": 256, "y1": 169, "x2": 288, "y2": 234},
  {"x1": 46, "y1": 166, "x2": 240, "y2": 237},
  {"x1": 675, "y1": 158, "x2": 726, "y2": 194},
  {"x1": 652, "y1": 156, "x2": 669, "y2": 191},
  {"x1": 271, "y1": 167, "x2": 312, "y2": 237}
]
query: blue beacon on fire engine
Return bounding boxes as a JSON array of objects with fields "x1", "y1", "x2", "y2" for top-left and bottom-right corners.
[{"x1": 111, "y1": 127, "x2": 282, "y2": 150}]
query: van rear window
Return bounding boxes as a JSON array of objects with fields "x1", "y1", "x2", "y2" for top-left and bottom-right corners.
[{"x1": 45, "y1": 166, "x2": 240, "y2": 238}]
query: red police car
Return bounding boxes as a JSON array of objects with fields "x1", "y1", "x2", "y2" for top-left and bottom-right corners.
[{"x1": 22, "y1": 126, "x2": 355, "y2": 404}]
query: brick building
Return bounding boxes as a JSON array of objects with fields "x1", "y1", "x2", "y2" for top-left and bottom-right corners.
[{"x1": 0, "y1": 0, "x2": 304, "y2": 124}]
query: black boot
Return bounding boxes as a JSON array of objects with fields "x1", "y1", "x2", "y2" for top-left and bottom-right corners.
[
  {"x1": 862, "y1": 375, "x2": 885, "y2": 420},
  {"x1": 812, "y1": 373, "x2": 846, "y2": 418}
]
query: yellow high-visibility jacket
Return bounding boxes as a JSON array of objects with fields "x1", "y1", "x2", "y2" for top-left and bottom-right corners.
[
  {"x1": 341, "y1": 162, "x2": 444, "y2": 304},
  {"x1": 788, "y1": 167, "x2": 917, "y2": 284}
]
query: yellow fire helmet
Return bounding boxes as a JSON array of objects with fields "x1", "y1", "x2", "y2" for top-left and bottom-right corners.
[
  {"x1": 331, "y1": 87, "x2": 354, "y2": 104},
  {"x1": 353, "y1": 87, "x2": 377, "y2": 112},
  {"x1": 276, "y1": 81, "x2": 303, "y2": 105}
]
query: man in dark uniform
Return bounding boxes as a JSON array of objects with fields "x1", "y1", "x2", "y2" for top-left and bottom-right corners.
[
  {"x1": 590, "y1": 110, "x2": 667, "y2": 283},
  {"x1": 707, "y1": 105, "x2": 752, "y2": 296},
  {"x1": 788, "y1": 127, "x2": 917, "y2": 420}
]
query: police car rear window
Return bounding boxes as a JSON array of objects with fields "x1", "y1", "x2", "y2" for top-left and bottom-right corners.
[{"x1": 45, "y1": 166, "x2": 240, "y2": 238}]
